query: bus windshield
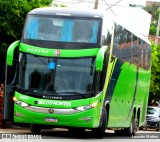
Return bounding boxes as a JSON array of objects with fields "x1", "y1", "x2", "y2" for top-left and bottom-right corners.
[
  {"x1": 23, "y1": 16, "x2": 99, "y2": 43},
  {"x1": 18, "y1": 53, "x2": 96, "y2": 96}
]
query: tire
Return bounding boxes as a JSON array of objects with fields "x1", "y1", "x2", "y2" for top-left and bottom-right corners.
[
  {"x1": 139, "y1": 121, "x2": 147, "y2": 131},
  {"x1": 143, "y1": 121, "x2": 148, "y2": 131},
  {"x1": 30, "y1": 124, "x2": 41, "y2": 134},
  {"x1": 124, "y1": 115, "x2": 136, "y2": 136},
  {"x1": 156, "y1": 122, "x2": 160, "y2": 131},
  {"x1": 92, "y1": 108, "x2": 107, "y2": 138},
  {"x1": 114, "y1": 130, "x2": 124, "y2": 136},
  {"x1": 1, "y1": 120, "x2": 6, "y2": 129},
  {"x1": 68, "y1": 128, "x2": 86, "y2": 137},
  {"x1": 135, "y1": 118, "x2": 139, "y2": 132}
]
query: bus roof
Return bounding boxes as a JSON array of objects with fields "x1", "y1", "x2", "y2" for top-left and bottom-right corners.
[
  {"x1": 28, "y1": 7, "x2": 103, "y2": 19},
  {"x1": 115, "y1": 18, "x2": 151, "y2": 45}
]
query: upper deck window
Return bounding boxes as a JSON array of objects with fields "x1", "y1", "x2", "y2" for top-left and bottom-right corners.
[{"x1": 23, "y1": 16, "x2": 99, "y2": 44}]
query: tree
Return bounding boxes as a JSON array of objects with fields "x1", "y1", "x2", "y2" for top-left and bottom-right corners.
[
  {"x1": 0, "y1": 0, "x2": 52, "y2": 82},
  {"x1": 143, "y1": 2, "x2": 160, "y2": 35},
  {"x1": 149, "y1": 23, "x2": 157, "y2": 35},
  {"x1": 148, "y1": 43, "x2": 160, "y2": 105},
  {"x1": 0, "y1": 0, "x2": 52, "y2": 56},
  {"x1": 144, "y1": 3, "x2": 159, "y2": 23}
]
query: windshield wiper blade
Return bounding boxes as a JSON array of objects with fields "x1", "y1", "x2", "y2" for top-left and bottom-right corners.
[
  {"x1": 58, "y1": 92, "x2": 94, "y2": 98},
  {"x1": 17, "y1": 88, "x2": 39, "y2": 95},
  {"x1": 22, "y1": 90, "x2": 38, "y2": 94}
]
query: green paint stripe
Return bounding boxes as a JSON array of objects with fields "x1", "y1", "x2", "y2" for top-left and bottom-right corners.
[
  {"x1": 102, "y1": 23, "x2": 115, "y2": 99},
  {"x1": 19, "y1": 43, "x2": 99, "y2": 57},
  {"x1": 110, "y1": 58, "x2": 117, "y2": 79},
  {"x1": 103, "y1": 58, "x2": 117, "y2": 96}
]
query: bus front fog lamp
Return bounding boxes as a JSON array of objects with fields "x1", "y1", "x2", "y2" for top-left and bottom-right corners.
[
  {"x1": 15, "y1": 111, "x2": 25, "y2": 117},
  {"x1": 75, "y1": 101, "x2": 98, "y2": 111},
  {"x1": 79, "y1": 116, "x2": 92, "y2": 122}
]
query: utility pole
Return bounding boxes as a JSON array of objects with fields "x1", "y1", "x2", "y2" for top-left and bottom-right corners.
[
  {"x1": 94, "y1": 0, "x2": 99, "y2": 9},
  {"x1": 155, "y1": 11, "x2": 160, "y2": 45}
]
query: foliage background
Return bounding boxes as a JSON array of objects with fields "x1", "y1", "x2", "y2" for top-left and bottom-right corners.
[
  {"x1": 0, "y1": 0, "x2": 52, "y2": 56},
  {"x1": 143, "y1": 2, "x2": 160, "y2": 36},
  {"x1": 0, "y1": 0, "x2": 52, "y2": 82},
  {"x1": 149, "y1": 43, "x2": 160, "y2": 105}
]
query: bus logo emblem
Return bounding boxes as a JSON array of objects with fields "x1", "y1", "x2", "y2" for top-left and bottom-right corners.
[
  {"x1": 48, "y1": 109, "x2": 54, "y2": 114},
  {"x1": 54, "y1": 50, "x2": 60, "y2": 56}
]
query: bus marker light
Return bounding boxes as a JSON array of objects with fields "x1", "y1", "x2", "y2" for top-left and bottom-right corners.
[
  {"x1": 92, "y1": 101, "x2": 98, "y2": 108},
  {"x1": 13, "y1": 97, "x2": 17, "y2": 101}
]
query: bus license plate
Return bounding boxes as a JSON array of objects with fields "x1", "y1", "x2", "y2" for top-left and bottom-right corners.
[{"x1": 45, "y1": 118, "x2": 58, "y2": 122}]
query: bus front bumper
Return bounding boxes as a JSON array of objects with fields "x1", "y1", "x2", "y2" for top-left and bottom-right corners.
[{"x1": 14, "y1": 103, "x2": 101, "y2": 128}]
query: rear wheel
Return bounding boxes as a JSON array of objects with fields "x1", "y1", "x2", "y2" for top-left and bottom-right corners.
[
  {"x1": 142, "y1": 121, "x2": 148, "y2": 131},
  {"x1": 30, "y1": 124, "x2": 41, "y2": 134},
  {"x1": 92, "y1": 109, "x2": 107, "y2": 138},
  {"x1": 114, "y1": 130, "x2": 124, "y2": 136},
  {"x1": 124, "y1": 115, "x2": 136, "y2": 136},
  {"x1": 156, "y1": 122, "x2": 160, "y2": 131}
]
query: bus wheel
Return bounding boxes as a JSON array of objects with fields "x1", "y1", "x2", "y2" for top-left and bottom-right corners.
[
  {"x1": 143, "y1": 121, "x2": 148, "y2": 131},
  {"x1": 68, "y1": 128, "x2": 85, "y2": 137},
  {"x1": 124, "y1": 116, "x2": 136, "y2": 136},
  {"x1": 30, "y1": 124, "x2": 41, "y2": 134},
  {"x1": 156, "y1": 122, "x2": 160, "y2": 131},
  {"x1": 92, "y1": 109, "x2": 107, "y2": 138},
  {"x1": 114, "y1": 130, "x2": 124, "y2": 136}
]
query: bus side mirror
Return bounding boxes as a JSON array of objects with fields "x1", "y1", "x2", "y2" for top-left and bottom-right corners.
[
  {"x1": 96, "y1": 46, "x2": 108, "y2": 71},
  {"x1": 6, "y1": 40, "x2": 20, "y2": 66}
]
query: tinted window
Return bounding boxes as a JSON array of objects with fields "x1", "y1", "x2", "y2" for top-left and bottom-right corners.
[
  {"x1": 18, "y1": 53, "x2": 96, "y2": 96},
  {"x1": 23, "y1": 16, "x2": 99, "y2": 43}
]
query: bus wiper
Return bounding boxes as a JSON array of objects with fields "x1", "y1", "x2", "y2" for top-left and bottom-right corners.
[
  {"x1": 58, "y1": 92, "x2": 94, "y2": 98},
  {"x1": 22, "y1": 90, "x2": 38, "y2": 94},
  {"x1": 17, "y1": 88, "x2": 38, "y2": 95}
]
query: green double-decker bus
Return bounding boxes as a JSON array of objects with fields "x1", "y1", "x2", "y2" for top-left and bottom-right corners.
[{"x1": 3, "y1": 7, "x2": 151, "y2": 138}]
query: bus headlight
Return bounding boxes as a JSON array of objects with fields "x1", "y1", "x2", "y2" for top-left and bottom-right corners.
[
  {"x1": 74, "y1": 101, "x2": 98, "y2": 111},
  {"x1": 13, "y1": 97, "x2": 29, "y2": 107},
  {"x1": 18, "y1": 101, "x2": 29, "y2": 107}
]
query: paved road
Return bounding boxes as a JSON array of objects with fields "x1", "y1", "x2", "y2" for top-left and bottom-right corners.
[{"x1": 0, "y1": 127, "x2": 160, "y2": 142}]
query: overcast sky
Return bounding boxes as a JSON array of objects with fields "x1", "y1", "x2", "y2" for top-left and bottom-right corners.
[
  {"x1": 54, "y1": 0, "x2": 160, "y2": 8},
  {"x1": 130, "y1": 0, "x2": 160, "y2": 5},
  {"x1": 53, "y1": 0, "x2": 157, "y2": 37},
  {"x1": 110, "y1": 0, "x2": 160, "y2": 6}
]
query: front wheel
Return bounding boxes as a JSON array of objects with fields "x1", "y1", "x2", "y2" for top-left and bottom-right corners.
[
  {"x1": 92, "y1": 109, "x2": 107, "y2": 138},
  {"x1": 68, "y1": 128, "x2": 86, "y2": 136},
  {"x1": 30, "y1": 124, "x2": 41, "y2": 134}
]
